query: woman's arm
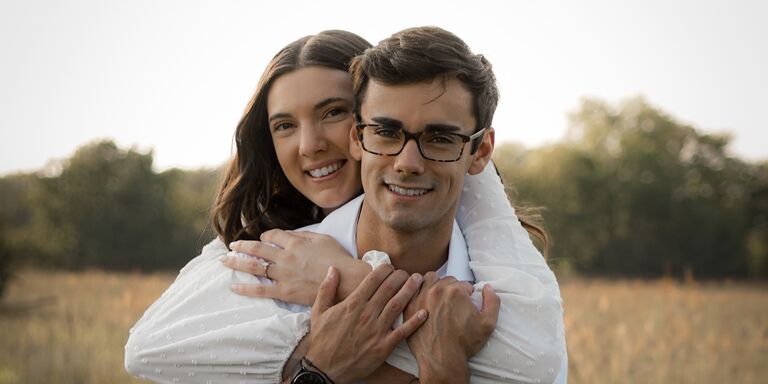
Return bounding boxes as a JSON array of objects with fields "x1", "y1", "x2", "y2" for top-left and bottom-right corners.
[
  {"x1": 128, "y1": 160, "x2": 566, "y2": 383},
  {"x1": 124, "y1": 238, "x2": 312, "y2": 384},
  {"x1": 458, "y1": 160, "x2": 568, "y2": 383}
]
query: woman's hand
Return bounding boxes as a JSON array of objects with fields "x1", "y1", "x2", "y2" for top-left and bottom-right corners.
[
  {"x1": 223, "y1": 229, "x2": 371, "y2": 305},
  {"x1": 403, "y1": 273, "x2": 500, "y2": 383},
  {"x1": 306, "y1": 265, "x2": 428, "y2": 384}
]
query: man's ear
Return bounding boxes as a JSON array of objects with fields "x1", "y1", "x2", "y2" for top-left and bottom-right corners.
[
  {"x1": 349, "y1": 125, "x2": 363, "y2": 161},
  {"x1": 468, "y1": 127, "x2": 495, "y2": 175}
]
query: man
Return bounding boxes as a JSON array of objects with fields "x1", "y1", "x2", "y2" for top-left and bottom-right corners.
[{"x1": 282, "y1": 26, "x2": 567, "y2": 383}]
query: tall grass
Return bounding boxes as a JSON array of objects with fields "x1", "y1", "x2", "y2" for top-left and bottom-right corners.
[
  {"x1": 0, "y1": 271, "x2": 765, "y2": 383},
  {"x1": 0, "y1": 270, "x2": 171, "y2": 384}
]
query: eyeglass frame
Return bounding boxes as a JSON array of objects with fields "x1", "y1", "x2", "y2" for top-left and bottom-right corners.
[{"x1": 354, "y1": 123, "x2": 487, "y2": 163}]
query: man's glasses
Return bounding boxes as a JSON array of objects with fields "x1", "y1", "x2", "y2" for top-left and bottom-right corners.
[{"x1": 355, "y1": 123, "x2": 486, "y2": 162}]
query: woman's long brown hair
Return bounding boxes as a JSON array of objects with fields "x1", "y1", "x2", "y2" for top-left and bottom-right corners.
[{"x1": 211, "y1": 31, "x2": 372, "y2": 245}]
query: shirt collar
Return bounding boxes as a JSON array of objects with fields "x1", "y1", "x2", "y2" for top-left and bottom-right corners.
[{"x1": 300, "y1": 194, "x2": 474, "y2": 282}]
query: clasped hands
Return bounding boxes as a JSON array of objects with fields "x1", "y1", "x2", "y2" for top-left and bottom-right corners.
[{"x1": 222, "y1": 230, "x2": 500, "y2": 383}]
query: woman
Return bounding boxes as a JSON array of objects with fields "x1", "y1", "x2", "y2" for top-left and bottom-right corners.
[{"x1": 125, "y1": 30, "x2": 565, "y2": 383}]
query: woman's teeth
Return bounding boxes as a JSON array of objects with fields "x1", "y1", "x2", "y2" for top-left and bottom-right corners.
[
  {"x1": 388, "y1": 184, "x2": 428, "y2": 197},
  {"x1": 308, "y1": 162, "x2": 342, "y2": 178}
]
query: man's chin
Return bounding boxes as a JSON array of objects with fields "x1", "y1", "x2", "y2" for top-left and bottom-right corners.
[{"x1": 381, "y1": 214, "x2": 428, "y2": 233}]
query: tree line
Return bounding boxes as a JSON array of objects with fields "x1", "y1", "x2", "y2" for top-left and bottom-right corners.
[{"x1": 1, "y1": 97, "x2": 766, "y2": 296}]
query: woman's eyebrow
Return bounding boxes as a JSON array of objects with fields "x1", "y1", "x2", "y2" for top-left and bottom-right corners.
[
  {"x1": 268, "y1": 112, "x2": 292, "y2": 122},
  {"x1": 314, "y1": 97, "x2": 349, "y2": 111}
]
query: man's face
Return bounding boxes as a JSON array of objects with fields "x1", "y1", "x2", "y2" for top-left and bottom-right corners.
[{"x1": 352, "y1": 77, "x2": 492, "y2": 233}]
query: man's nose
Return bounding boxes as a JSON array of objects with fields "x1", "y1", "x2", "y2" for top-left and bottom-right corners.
[
  {"x1": 393, "y1": 139, "x2": 425, "y2": 174},
  {"x1": 298, "y1": 122, "x2": 328, "y2": 156}
]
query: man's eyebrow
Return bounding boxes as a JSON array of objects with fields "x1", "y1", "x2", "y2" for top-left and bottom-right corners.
[
  {"x1": 424, "y1": 123, "x2": 462, "y2": 132},
  {"x1": 370, "y1": 116, "x2": 404, "y2": 128}
]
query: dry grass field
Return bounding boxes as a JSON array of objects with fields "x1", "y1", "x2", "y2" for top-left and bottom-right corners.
[{"x1": 0, "y1": 271, "x2": 766, "y2": 384}]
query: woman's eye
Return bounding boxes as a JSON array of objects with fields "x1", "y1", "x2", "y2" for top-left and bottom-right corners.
[
  {"x1": 324, "y1": 107, "x2": 349, "y2": 120},
  {"x1": 273, "y1": 122, "x2": 294, "y2": 131}
]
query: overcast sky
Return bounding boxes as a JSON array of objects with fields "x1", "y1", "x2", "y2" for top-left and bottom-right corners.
[{"x1": 1, "y1": 0, "x2": 766, "y2": 175}]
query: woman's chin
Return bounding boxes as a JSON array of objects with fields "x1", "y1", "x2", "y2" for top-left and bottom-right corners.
[{"x1": 313, "y1": 191, "x2": 360, "y2": 216}]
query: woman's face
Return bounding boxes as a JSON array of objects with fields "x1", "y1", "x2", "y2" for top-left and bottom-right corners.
[{"x1": 267, "y1": 66, "x2": 362, "y2": 214}]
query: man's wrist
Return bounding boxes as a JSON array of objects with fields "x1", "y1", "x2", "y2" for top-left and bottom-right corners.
[
  {"x1": 419, "y1": 365, "x2": 469, "y2": 384},
  {"x1": 414, "y1": 348, "x2": 469, "y2": 384}
]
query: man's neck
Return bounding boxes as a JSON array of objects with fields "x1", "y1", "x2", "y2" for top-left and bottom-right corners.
[{"x1": 355, "y1": 201, "x2": 455, "y2": 275}]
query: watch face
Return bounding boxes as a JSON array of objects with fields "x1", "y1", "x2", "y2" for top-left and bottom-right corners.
[{"x1": 292, "y1": 370, "x2": 326, "y2": 384}]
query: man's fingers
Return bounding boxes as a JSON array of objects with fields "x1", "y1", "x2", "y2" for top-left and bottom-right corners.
[
  {"x1": 368, "y1": 269, "x2": 409, "y2": 316},
  {"x1": 312, "y1": 266, "x2": 339, "y2": 317},
  {"x1": 479, "y1": 284, "x2": 501, "y2": 329},
  {"x1": 386, "y1": 309, "x2": 428, "y2": 347},
  {"x1": 378, "y1": 273, "x2": 423, "y2": 323},
  {"x1": 229, "y1": 241, "x2": 280, "y2": 262},
  {"x1": 349, "y1": 264, "x2": 395, "y2": 302}
]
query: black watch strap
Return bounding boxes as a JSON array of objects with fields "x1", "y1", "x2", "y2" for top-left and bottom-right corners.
[
  {"x1": 292, "y1": 369, "x2": 326, "y2": 384},
  {"x1": 291, "y1": 357, "x2": 335, "y2": 384}
]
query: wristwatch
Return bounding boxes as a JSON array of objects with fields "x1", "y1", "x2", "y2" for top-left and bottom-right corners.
[
  {"x1": 291, "y1": 368, "x2": 326, "y2": 384},
  {"x1": 291, "y1": 357, "x2": 334, "y2": 384}
]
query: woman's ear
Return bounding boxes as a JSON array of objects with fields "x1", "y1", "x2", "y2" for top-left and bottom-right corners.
[
  {"x1": 349, "y1": 126, "x2": 363, "y2": 161},
  {"x1": 468, "y1": 127, "x2": 495, "y2": 175}
]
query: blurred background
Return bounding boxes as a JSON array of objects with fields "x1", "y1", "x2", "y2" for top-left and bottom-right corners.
[{"x1": 1, "y1": 0, "x2": 766, "y2": 383}]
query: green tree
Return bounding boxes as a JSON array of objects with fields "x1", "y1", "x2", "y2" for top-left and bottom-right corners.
[
  {"x1": 33, "y1": 140, "x2": 181, "y2": 269},
  {"x1": 497, "y1": 97, "x2": 758, "y2": 278}
]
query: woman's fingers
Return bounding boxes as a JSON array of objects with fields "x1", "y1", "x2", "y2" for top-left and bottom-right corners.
[
  {"x1": 230, "y1": 282, "x2": 280, "y2": 298},
  {"x1": 312, "y1": 267, "x2": 339, "y2": 317},
  {"x1": 260, "y1": 229, "x2": 307, "y2": 249},
  {"x1": 220, "y1": 253, "x2": 272, "y2": 277},
  {"x1": 229, "y1": 240, "x2": 280, "y2": 262}
]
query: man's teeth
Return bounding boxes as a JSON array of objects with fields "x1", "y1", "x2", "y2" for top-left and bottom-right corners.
[
  {"x1": 308, "y1": 162, "x2": 342, "y2": 178},
  {"x1": 388, "y1": 184, "x2": 428, "y2": 197}
]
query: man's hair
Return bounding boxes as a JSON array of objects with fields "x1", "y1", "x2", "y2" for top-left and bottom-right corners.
[
  {"x1": 350, "y1": 26, "x2": 499, "y2": 133},
  {"x1": 350, "y1": 26, "x2": 551, "y2": 255}
]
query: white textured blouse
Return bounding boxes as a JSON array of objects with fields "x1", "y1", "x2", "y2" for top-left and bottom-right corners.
[{"x1": 125, "y1": 162, "x2": 567, "y2": 383}]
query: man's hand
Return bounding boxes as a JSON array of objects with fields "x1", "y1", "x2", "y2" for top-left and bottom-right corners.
[
  {"x1": 404, "y1": 273, "x2": 500, "y2": 383},
  {"x1": 305, "y1": 265, "x2": 428, "y2": 384},
  {"x1": 224, "y1": 230, "x2": 371, "y2": 305}
]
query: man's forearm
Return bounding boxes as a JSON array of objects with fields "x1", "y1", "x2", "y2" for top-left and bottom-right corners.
[{"x1": 282, "y1": 333, "x2": 310, "y2": 381}]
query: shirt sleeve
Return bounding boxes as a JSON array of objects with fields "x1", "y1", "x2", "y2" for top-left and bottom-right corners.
[
  {"x1": 124, "y1": 238, "x2": 311, "y2": 384},
  {"x1": 385, "y1": 161, "x2": 568, "y2": 383}
]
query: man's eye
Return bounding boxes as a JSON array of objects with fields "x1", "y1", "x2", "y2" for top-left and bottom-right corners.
[
  {"x1": 427, "y1": 133, "x2": 460, "y2": 145},
  {"x1": 373, "y1": 126, "x2": 401, "y2": 139}
]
